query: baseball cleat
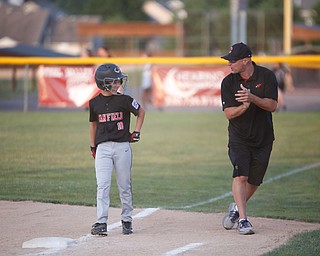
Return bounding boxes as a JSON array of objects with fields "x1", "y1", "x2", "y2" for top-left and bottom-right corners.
[
  {"x1": 222, "y1": 202, "x2": 239, "y2": 230},
  {"x1": 91, "y1": 223, "x2": 108, "y2": 236},
  {"x1": 122, "y1": 221, "x2": 133, "y2": 235},
  {"x1": 237, "y1": 219, "x2": 255, "y2": 235}
]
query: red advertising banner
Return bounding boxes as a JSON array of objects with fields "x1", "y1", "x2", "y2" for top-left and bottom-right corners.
[
  {"x1": 38, "y1": 66, "x2": 100, "y2": 108},
  {"x1": 152, "y1": 66, "x2": 230, "y2": 107}
]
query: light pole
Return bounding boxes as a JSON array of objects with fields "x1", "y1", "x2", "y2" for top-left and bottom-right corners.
[
  {"x1": 283, "y1": 0, "x2": 293, "y2": 55},
  {"x1": 230, "y1": 0, "x2": 248, "y2": 44}
]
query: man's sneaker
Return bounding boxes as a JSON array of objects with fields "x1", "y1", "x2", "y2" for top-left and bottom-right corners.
[
  {"x1": 122, "y1": 221, "x2": 133, "y2": 235},
  {"x1": 222, "y1": 202, "x2": 239, "y2": 230},
  {"x1": 237, "y1": 219, "x2": 255, "y2": 235},
  {"x1": 91, "y1": 223, "x2": 108, "y2": 236}
]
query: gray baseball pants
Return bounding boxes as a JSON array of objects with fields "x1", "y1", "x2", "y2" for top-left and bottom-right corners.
[{"x1": 95, "y1": 141, "x2": 133, "y2": 224}]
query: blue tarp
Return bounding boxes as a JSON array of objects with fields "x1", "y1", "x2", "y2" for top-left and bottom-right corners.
[{"x1": 0, "y1": 43, "x2": 76, "y2": 57}]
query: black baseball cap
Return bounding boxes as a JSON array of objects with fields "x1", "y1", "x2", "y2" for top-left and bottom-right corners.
[{"x1": 221, "y1": 42, "x2": 252, "y2": 62}]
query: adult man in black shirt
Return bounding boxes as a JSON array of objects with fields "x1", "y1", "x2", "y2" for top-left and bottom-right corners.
[{"x1": 220, "y1": 42, "x2": 278, "y2": 235}]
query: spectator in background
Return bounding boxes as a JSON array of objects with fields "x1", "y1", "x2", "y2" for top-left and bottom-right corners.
[
  {"x1": 140, "y1": 51, "x2": 153, "y2": 109},
  {"x1": 81, "y1": 48, "x2": 93, "y2": 57},
  {"x1": 96, "y1": 46, "x2": 113, "y2": 58},
  {"x1": 272, "y1": 63, "x2": 295, "y2": 111}
]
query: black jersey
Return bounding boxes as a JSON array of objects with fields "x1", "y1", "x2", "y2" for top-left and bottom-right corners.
[
  {"x1": 89, "y1": 93, "x2": 140, "y2": 145},
  {"x1": 221, "y1": 62, "x2": 278, "y2": 147}
]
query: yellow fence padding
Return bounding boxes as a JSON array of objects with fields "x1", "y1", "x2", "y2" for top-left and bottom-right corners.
[{"x1": 0, "y1": 55, "x2": 319, "y2": 67}]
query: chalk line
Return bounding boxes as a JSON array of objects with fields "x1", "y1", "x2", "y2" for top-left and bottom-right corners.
[
  {"x1": 180, "y1": 162, "x2": 320, "y2": 209},
  {"x1": 107, "y1": 207, "x2": 160, "y2": 231},
  {"x1": 164, "y1": 243, "x2": 203, "y2": 256},
  {"x1": 263, "y1": 162, "x2": 320, "y2": 184},
  {"x1": 23, "y1": 208, "x2": 160, "y2": 256}
]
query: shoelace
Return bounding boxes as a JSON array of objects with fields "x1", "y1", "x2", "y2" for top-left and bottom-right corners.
[
  {"x1": 230, "y1": 211, "x2": 239, "y2": 222},
  {"x1": 123, "y1": 222, "x2": 131, "y2": 229},
  {"x1": 92, "y1": 223, "x2": 106, "y2": 228},
  {"x1": 239, "y1": 220, "x2": 251, "y2": 228}
]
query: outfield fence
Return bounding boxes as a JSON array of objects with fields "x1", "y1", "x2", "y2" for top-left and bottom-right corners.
[
  {"x1": 0, "y1": 55, "x2": 320, "y2": 66},
  {"x1": 0, "y1": 55, "x2": 319, "y2": 112}
]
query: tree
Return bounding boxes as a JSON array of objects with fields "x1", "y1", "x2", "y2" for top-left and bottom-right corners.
[
  {"x1": 48, "y1": 0, "x2": 148, "y2": 21},
  {"x1": 313, "y1": 1, "x2": 320, "y2": 25}
]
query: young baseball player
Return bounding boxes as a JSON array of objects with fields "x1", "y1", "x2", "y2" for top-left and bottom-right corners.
[
  {"x1": 220, "y1": 42, "x2": 278, "y2": 235},
  {"x1": 89, "y1": 63, "x2": 145, "y2": 236}
]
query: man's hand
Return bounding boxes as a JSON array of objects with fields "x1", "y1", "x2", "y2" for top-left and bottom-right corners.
[
  {"x1": 235, "y1": 84, "x2": 251, "y2": 103},
  {"x1": 235, "y1": 84, "x2": 277, "y2": 112}
]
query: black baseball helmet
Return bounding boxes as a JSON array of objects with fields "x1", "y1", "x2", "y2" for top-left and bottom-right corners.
[{"x1": 94, "y1": 63, "x2": 128, "y2": 94}]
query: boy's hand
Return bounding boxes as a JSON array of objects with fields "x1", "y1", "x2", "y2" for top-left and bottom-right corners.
[
  {"x1": 90, "y1": 146, "x2": 97, "y2": 159},
  {"x1": 130, "y1": 131, "x2": 140, "y2": 143}
]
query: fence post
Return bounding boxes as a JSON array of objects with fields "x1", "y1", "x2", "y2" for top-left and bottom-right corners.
[{"x1": 23, "y1": 64, "x2": 29, "y2": 112}]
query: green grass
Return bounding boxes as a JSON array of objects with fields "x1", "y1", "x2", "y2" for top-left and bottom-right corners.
[
  {"x1": 0, "y1": 111, "x2": 319, "y2": 255},
  {"x1": 262, "y1": 229, "x2": 320, "y2": 256}
]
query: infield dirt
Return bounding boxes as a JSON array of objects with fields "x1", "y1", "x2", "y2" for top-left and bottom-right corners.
[{"x1": 1, "y1": 201, "x2": 319, "y2": 256}]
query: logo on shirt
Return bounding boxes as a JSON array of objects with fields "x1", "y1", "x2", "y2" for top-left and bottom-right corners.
[
  {"x1": 132, "y1": 99, "x2": 139, "y2": 110},
  {"x1": 255, "y1": 83, "x2": 262, "y2": 88}
]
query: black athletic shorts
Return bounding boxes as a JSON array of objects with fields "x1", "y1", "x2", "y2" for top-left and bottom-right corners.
[{"x1": 228, "y1": 142, "x2": 273, "y2": 186}]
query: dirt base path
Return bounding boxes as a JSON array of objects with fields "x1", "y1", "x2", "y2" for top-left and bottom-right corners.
[{"x1": 1, "y1": 201, "x2": 319, "y2": 256}]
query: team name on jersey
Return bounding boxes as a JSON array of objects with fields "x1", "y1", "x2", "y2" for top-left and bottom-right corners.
[{"x1": 98, "y1": 112, "x2": 123, "y2": 123}]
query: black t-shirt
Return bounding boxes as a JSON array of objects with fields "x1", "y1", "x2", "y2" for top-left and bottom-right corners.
[
  {"x1": 221, "y1": 62, "x2": 278, "y2": 147},
  {"x1": 89, "y1": 93, "x2": 140, "y2": 145}
]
